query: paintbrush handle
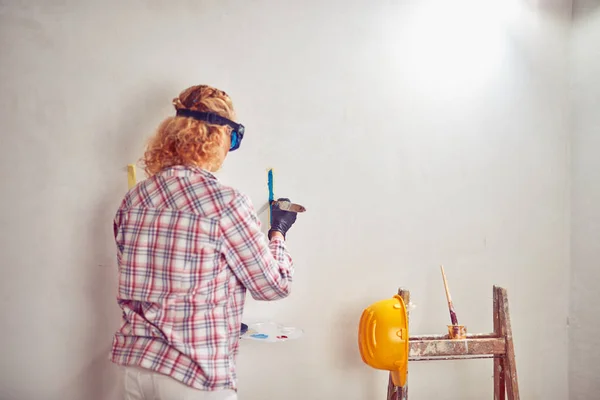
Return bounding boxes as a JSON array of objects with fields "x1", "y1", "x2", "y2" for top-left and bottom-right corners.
[
  {"x1": 441, "y1": 265, "x2": 459, "y2": 325},
  {"x1": 441, "y1": 265, "x2": 452, "y2": 303}
]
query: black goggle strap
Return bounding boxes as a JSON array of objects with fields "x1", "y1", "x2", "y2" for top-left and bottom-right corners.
[
  {"x1": 177, "y1": 108, "x2": 240, "y2": 130},
  {"x1": 175, "y1": 109, "x2": 241, "y2": 132},
  {"x1": 175, "y1": 108, "x2": 244, "y2": 151}
]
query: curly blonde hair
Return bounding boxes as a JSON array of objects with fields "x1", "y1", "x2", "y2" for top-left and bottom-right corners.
[{"x1": 141, "y1": 85, "x2": 236, "y2": 176}]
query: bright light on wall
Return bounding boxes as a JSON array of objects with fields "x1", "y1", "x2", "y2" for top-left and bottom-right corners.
[{"x1": 401, "y1": 0, "x2": 521, "y2": 98}]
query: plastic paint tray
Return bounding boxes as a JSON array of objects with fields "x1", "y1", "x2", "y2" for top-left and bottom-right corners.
[{"x1": 241, "y1": 322, "x2": 303, "y2": 342}]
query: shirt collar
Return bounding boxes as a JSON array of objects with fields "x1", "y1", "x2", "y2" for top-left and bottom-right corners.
[{"x1": 159, "y1": 165, "x2": 217, "y2": 180}]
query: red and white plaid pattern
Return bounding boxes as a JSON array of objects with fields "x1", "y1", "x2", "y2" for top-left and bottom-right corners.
[{"x1": 109, "y1": 165, "x2": 294, "y2": 391}]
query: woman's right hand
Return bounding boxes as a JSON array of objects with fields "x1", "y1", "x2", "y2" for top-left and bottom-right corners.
[{"x1": 268, "y1": 198, "x2": 298, "y2": 239}]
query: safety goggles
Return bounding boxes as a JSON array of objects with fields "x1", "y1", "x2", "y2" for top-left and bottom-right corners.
[{"x1": 176, "y1": 109, "x2": 245, "y2": 151}]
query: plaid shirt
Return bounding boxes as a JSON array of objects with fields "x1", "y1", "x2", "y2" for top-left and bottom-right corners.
[{"x1": 109, "y1": 165, "x2": 294, "y2": 391}]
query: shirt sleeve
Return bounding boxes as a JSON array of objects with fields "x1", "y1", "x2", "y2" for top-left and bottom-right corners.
[
  {"x1": 220, "y1": 191, "x2": 294, "y2": 301},
  {"x1": 113, "y1": 197, "x2": 129, "y2": 240}
]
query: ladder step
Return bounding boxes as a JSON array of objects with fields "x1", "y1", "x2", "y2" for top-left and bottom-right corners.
[{"x1": 409, "y1": 337, "x2": 506, "y2": 359}]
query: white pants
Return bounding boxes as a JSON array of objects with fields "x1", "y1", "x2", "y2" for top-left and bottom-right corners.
[{"x1": 123, "y1": 366, "x2": 238, "y2": 400}]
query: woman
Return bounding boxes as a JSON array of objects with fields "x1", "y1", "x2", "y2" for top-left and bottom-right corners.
[{"x1": 110, "y1": 85, "x2": 299, "y2": 400}]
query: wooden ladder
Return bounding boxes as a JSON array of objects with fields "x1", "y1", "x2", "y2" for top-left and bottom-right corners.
[{"x1": 387, "y1": 286, "x2": 520, "y2": 400}]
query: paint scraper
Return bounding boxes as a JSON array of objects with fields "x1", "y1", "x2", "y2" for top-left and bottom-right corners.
[{"x1": 272, "y1": 199, "x2": 306, "y2": 213}]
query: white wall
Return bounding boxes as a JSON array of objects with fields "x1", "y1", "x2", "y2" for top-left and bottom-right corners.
[
  {"x1": 0, "y1": 1, "x2": 572, "y2": 399},
  {"x1": 569, "y1": 1, "x2": 600, "y2": 398}
]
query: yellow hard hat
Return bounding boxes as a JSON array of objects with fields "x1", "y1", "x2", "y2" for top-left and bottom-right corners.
[{"x1": 358, "y1": 294, "x2": 409, "y2": 387}]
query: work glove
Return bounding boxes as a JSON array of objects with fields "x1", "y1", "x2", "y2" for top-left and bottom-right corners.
[{"x1": 269, "y1": 197, "x2": 297, "y2": 239}]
